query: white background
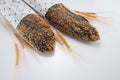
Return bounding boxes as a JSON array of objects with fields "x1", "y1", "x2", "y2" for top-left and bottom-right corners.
[{"x1": 0, "y1": 0, "x2": 120, "y2": 80}]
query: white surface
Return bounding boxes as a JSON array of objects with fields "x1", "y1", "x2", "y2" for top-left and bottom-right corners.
[{"x1": 0, "y1": 0, "x2": 120, "y2": 80}]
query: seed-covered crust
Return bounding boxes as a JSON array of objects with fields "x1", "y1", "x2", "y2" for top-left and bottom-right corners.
[
  {"x1": 45, "y1": 3, "x2": 100, "y2": 41},
  {"x1": 16, "y1": 14, "x2": 55, "y2": 52}
]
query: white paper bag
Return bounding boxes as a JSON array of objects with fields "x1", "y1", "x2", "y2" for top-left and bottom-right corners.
[{"x1": 0, "y1": 0, "x2": 60, "y2": 27}]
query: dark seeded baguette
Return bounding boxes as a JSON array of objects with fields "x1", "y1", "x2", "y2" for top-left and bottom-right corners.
[
  {"x1": 45, "y1": 3, "x2": 100, "y2": 41},
  {"x1": 16, "y1": 14, "x2": 55, "y2": 52}
]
